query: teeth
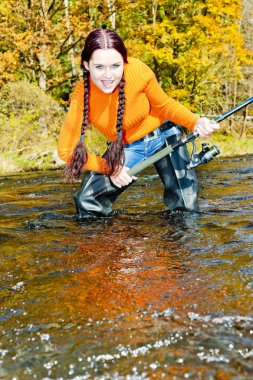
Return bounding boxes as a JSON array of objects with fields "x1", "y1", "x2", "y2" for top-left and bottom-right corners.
[{"x1": 102, "y1": 81, "x2": 113, "y2": 87}]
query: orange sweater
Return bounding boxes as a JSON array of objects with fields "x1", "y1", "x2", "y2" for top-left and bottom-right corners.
[{"x1": 58, "y1": 57, "x2": 199, "y2": 173}]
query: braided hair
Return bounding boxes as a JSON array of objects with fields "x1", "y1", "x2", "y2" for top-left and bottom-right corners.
[
  {"x1": 64, "y1": 29, "x2": 128, "y2": 182},
  {"x1": 64, "y1": 68, "x2": 89, "y2": 182},
  {"x1": 103, "y1": 74, "x2": 126, "y2": 176}
]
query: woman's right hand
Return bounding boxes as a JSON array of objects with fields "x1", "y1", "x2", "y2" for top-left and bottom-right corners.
[
  {"x1": 194, "y1": 117, "x2": 220, "y2": 138},
  {"x1": 110, "y1": 166, "x2": 137, "y2": 188}
]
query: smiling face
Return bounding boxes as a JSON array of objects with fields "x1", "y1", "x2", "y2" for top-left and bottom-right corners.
[{"x1": 84, "y1": 48, "x2": 124, "y2": 94}]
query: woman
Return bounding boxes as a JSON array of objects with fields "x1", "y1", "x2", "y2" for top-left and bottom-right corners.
[{"x1": 58, "y1": 28, "x2": 219, "y2": 217}]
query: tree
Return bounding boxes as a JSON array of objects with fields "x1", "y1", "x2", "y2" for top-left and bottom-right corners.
[
  {"x1": 0, "y1": 0, "x2": 251, "y2": 118},
  {"x1": 0, "y1": 0, "x2": 91, "y2": 97},
  {"x1": 116, "y1": 0, "x2": 252, "y2": 115}
]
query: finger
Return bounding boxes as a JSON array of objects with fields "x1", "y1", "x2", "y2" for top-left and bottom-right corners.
[
  {"x1": 119, "y1": 172, "x2": 133, "y2": 185},
  {"x1": 110, "y1": 177, "x2": 120, "y2": 188},
  {"x1": 111, "y1": 174, "x2": 133, "y2": 187},
  {"x1": 198, "y1": 122, "x2": 218, "y2": 136},
  {"x1": 120, "y1": 168, "x2": 135, "y2": 183},
  {"x1": 124, "y1": 167, "x2": 137, "y2": 181},
  {"x1": 110, "y1": 166, "x2": 137, "y2": 187},
  {"x1": 210, "y1": 121, "x2": 220, "y2": 130},
  {"x1": 195, "y1": 127, "x2": 211, "y2": 138}
]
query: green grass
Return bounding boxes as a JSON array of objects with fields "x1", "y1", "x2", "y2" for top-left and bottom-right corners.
[
  {"x1": 194, "y1": 130, "x2": 253, "y2": 157},
  {"x1": 0, "y1": 150, "x2": 59, "y2": 175},
  {"x1": 0, "y1": 126, "x2": 108, "y2": 175}
]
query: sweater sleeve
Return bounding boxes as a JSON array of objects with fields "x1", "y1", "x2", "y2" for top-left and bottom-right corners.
[
  {"x1": 57, "y1": 81, "x2": 108, "y2": 174},
  {"x1": 143, "y1": 67, "x2": 199, "y2": 131}
]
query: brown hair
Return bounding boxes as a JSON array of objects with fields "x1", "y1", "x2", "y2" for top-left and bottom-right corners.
[{"x1": 64, "y1": 29, "x2": 128, "y2": 182}]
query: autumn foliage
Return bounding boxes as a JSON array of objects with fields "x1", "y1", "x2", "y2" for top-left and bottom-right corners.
[{"x1": 0, "y1": 1, "x2": 252, "y2": 108}]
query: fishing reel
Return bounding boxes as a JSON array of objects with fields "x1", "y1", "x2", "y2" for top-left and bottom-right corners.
[{"x1": 186, "y1": 142, "x2": 220, "y2": 170}]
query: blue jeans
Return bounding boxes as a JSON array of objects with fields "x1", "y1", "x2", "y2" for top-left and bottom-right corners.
[{"x1": 124, "y1": 126, "x2": 180, "y2": 168}]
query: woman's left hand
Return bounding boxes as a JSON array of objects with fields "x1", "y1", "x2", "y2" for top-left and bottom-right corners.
[{"x1": 194, "y1": 117, "x2": 220, "y2": 138}]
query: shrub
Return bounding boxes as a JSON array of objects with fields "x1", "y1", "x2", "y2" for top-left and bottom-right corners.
[{"x1": 0, "y1": 80, "x2": 65, "y2": 153}]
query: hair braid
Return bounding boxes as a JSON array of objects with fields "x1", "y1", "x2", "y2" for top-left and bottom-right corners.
[
  {"x1": 63, "y1": 69, "x2": 89, "y2": 182},
  {"x1": 104, "y1": 75, "x2": 126, "y2": 176},
  {"x1": 116, "y1": 76, "x2": 125, "y2": 135},
  {"x1": 81, "y1": 68, "x2": 90, "y2": 136}
]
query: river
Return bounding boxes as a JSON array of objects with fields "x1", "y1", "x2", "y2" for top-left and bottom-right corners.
[{"x1": 0, "y1": 155, "x2": 252, "y2": 379}]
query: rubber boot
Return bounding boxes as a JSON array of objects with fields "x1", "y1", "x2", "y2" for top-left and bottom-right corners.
[
  {"x1": 74, "y1": 171, "x2": 129, "y2": 217},
  {"x1": 154, "y1": 129, "x2": 199, "y2": 211}
]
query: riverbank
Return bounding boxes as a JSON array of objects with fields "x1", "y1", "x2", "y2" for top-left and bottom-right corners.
[
  {"x1": 0, "y1": 130, "x2": 252, "y2": 176},
  {"x1": 0, "y1": 126, "x2": 107, "y2": 175}
]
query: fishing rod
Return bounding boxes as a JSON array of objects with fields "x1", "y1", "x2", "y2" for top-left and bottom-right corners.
[{"x1": 128, "y1": 96, "x2": 253, "y2": 176}]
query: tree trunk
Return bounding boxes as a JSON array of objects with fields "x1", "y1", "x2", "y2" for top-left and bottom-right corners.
[
  {"x1": 38, "y1": 0, "x2": 47, "y2": 91},
  {"x1": 105, "y1": 0, "x2": 116, "y2": 29},
  {"x1": 64, "y1": 0, "x2": 77, "y2": 81},
  {"x1": 152, "y1": 0, "x2": 158, "y2": 30}
]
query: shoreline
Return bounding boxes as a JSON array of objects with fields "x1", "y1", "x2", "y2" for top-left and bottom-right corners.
[
  {"x1": 1, "y1": 128, "x2": 252, "y2": 176},
  {"x1": 0, "y1": 149, "x2": 252, "y2": 177}
]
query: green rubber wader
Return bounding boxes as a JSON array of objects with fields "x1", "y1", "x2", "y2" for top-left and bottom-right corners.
[
  {"x1": 154, "y1": 128, "x2": 199, "y2": 212},
  {"x1": 74, "y1": 128, "x2": 199, "y2": 217}
]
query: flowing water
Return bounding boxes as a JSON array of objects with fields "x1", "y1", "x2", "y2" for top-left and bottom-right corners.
[{"x1": 0, "y1": 155, "x2": 252, "y2": 379}]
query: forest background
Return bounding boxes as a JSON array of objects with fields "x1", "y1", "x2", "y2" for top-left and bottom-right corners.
[{"x1": 0, "y1": 0, "x2": 252, "y2": 174}]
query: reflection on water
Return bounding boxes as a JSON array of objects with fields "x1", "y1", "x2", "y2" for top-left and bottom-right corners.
[{"x1": 0, "y1": 156, "x2": 252, "y2": 379}]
